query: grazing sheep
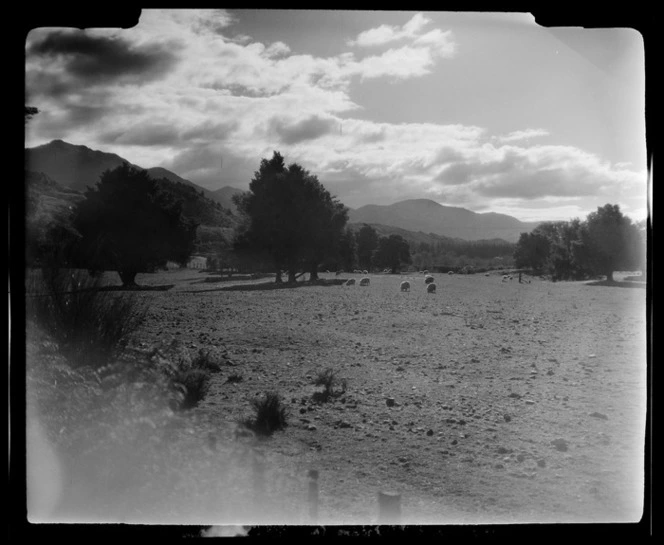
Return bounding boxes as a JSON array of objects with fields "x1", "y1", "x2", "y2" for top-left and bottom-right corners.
[
  {"x1": 502, "y1": 275, "x2": 508, "y2": 282},
  {"x1": 427, "y1": 283, "x2": 437, "y2": 293},
  {"x1": 346, "y1": 279, "x2": 356, "y2": 286},
  {"x1": 448, "y1": 270, "x2": 454, "y2": 275},
  {"x1": 359, "y1": 277, "x2": 370, "y2": 286},
  {"x1": 362, "y1": 270, "x2": 368, "y2": 275},
  {"x1": 485, "y1": 273, "x2": 490, "y2": 277},
  {"x1": 425, "y1": 275, "x2": 435, "y2": 284},
  {"x1": 422, "y1": 270, "x2": 429, "y2": 275},
  {"x1": 336, "y1": 270, "x2": 342, "y2": 276},
  {"x1": 400, "y1": 280, "x2": 410, "y2": 292}
]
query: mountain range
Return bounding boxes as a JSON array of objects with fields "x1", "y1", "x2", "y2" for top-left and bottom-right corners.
[
  {"x1": 25, "y1": 140, "x2": 540, "y2": 243},
  {"x1": 348, "y1": 200, "x2": 539, "y2": 243},
  {"x1": 25, "y1": 140, "x2": 244, "y2": 212}
]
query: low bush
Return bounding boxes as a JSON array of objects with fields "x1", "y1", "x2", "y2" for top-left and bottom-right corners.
[
  {"x1": 313, "y1": 368, "x2": 347, "y2": 402},
  {"x1": 26, "y1": 268, "x2": 149, "y2": 369},
  {"x1": 170, "y1": 368, "x2": 211, "y2": 410},
  {"x1": 190, "y1": 348, "x2": 223, "y2": 373},
  {"x1": 240, "y1": 392, "x2": 288, "y2": 436}
]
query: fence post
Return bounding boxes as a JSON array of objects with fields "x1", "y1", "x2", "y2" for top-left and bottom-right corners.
[
  {"x1": 377, "y1": 490, "x2": 401, "y2": 524},
  {"x1": 307, "y1": 469, "x2": 319, "y2": 522}
]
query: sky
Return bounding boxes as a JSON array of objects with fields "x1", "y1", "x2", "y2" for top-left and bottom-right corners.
[{"x1": 24, "y1": 9, "x2": 649, "y2": 223}]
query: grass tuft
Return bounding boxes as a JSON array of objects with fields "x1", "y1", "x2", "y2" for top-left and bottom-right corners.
[{"x1": 240, "y1": 391, "x2": 288, "y2": 436}]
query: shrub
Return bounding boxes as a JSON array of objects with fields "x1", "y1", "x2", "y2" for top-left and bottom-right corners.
[
  {"x1": 226, "y1": 373, "x2": 243, "y2": 384},
  {"x1": 190, "y1": 349, "x2": 222, "y2": 373},
  {"x1": 170, "y1": 368, "x2": 211, "y2": 410},
  {"x1": 25, "y1": 268, "x2": 149, "y2": 369},
  {"x1": 313, "y1": 368, "x2": 347, "y2": 402},
  {"x1": 241, "y1": 392, "x2": 288, "y2": 436}
]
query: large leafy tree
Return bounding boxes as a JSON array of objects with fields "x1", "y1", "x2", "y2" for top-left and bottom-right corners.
[
  {"x1": 233, "y1": 152, "x2": 348, "y2": 283},
  {"x1": 73, "y1": 163, "x2": 198, "y2": 287},
  {"x1": 576, "y1": 204, "x2": 643, "y2": 282},
  {"x1": 513, "y1": 231, "x2": 551, "y2": 273},
  {"x1": 372, "y1": 234, "x2": 411, "y2": 273},
  {"x1": 336, "y1": 227, "x2": 357, "y2": 272},
  {"x1": 356, "y1": 224, "x2": 379, "y2": 272}
]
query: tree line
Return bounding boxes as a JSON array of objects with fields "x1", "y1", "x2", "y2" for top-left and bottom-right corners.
[
  {"x1": 513, "y1": 204, "x2": 647, "y2": 282},
  {"x1": 25, "y1": 146, "x2": 647, "y2": 287}
]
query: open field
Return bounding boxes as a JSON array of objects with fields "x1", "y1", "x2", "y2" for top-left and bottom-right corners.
[{"x1": 25, "y1": 268, "x2": 648, "y2": 527}]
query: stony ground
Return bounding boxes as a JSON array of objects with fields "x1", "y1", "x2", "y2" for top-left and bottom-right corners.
[{"x1": 25, "y1": 268, "x2": 648, "y2": 527}]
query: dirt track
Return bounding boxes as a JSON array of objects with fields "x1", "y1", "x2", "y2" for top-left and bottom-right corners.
[{"x1": 119, "y1": 268, "x2": 647, "y2": 526}]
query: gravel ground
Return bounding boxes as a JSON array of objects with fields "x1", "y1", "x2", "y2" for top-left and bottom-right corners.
[{"x1": 25, "y1": 268, "x2": 648, "y2": 527}]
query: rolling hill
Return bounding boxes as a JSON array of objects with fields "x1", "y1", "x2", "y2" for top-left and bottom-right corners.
[
  {"x1": 348, "y1": 199, "x2": 540, "y2": 243},
  {"x1": 25, "y1": 140, "x2": 246, "y2": 210},
  {"x1": 25, "y1": 140, "x2": 240, "y2": 230}
]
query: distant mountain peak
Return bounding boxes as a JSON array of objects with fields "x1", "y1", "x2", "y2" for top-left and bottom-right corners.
[{"x1": 349, "y1": 198, "x2": 539, "y2": 243}]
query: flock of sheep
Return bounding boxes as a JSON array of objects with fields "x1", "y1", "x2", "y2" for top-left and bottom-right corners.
[
  {"x1": 343, "y1": 269, "x2": 439, "y2": 293},
  {"x1": 340, "y1": 269, "x2": 527, "y2": 293}
]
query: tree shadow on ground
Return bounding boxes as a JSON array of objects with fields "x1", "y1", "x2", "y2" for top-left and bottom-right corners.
[
  {"x1": 94, "y1": 284, "x2": 175, "y2": 292},
  {"x1": 189, "y1": 274, "x2": 268, "y2": 285},
  {"x1": 187, "y1": 278, "x2": 348, "y2": 293},
  {"x1": 585, "y1": 280, "x2": 646, "y2": 289}
]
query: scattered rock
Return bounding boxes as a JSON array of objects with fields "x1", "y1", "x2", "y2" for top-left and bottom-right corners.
[
  {"x1": 516, "y1": 454, "x2": 526, "y2": 462},
  {"x1": 537, "y1": 459, "x2": 546, "y2": 468},
  {"x1": 386, "y1": 397, "x2": 396, "y2": 407},
  {"x1": 546, "y1": 370, "x2": 554, "y2": 376},
  {"x1": 426, "y1": 429, "x2": 434, "y2": 436},
  {"x1": 497, "y1": 447, "x2": 511, "y2": 454},
  {"x1": 451, "y1": 439, "x2": 458, "y2": 445},
  {"x1": 503, "y1": 414, "x2": 512, "y2": 422},
  {"x1": 508, "y1": 393, "x2": 522, "y2": 399},
  {"x1": 589, "y1": 412, "x2": 609, "y2": 420},
  {"x1": 551, "y1": 438, "x2": 569, "y2": 452},
  {"x1": 307, "y1": 424, "x2": 317, "y2": 431},
  {"x1": 524, "y1": 400, "x2": 536, "y2": 405}
]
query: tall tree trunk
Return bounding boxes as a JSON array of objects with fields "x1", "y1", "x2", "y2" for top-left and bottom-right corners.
[
  {"x1": 309, "y1": 262, "x2": 319, "y2": 281},
  {"x1": 118, "y1": 269, "x2": 138, "y2": 287},
  {"x1": 288, "y1": 270, "x2": 297, "y2": 283},
  {"x1": 606, "y1": 270, "x2": 614, "y2": 282}
]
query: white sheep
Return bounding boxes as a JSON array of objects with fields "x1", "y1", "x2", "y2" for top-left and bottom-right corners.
[
  {"x1": 400, "y1": 280, "x2": 410, "y2": 292},
  {"x1": 502, "y1": 275, "x2": 508, "y2": 282},
  {"x1": 427, "y1": 283, "x2": 437, "y2": 293},
  {"x1": 346, "y1": 278, "x2": 356, "y2": 286},
  {"x1": 362, "y1": 270, "x2": 368, "y2": 275},
  {"x1": 359, "y1": 277, "x2": 370, "y2": 286},
  {"x1": 424, "y1": 275, "x2": 435, "y2": 284},
  {"x1": 422, "y1": 270, "x2": 429, "y2": 275},
  {"x1": 448, "y1": 270, "x2": 454, "y2": 275}
]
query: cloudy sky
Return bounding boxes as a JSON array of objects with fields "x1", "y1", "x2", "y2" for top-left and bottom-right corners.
[{"x1": 25, "y1": 9, "x2": 648, "y2": 222}]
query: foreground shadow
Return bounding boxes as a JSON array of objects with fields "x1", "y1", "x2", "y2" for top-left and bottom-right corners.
[
  {"x1": 585, "y1": 280, "x2": 646, "y2": 289},
  {"x1": 190, "y1": 278, "x2": 348, "y2": 293}
]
